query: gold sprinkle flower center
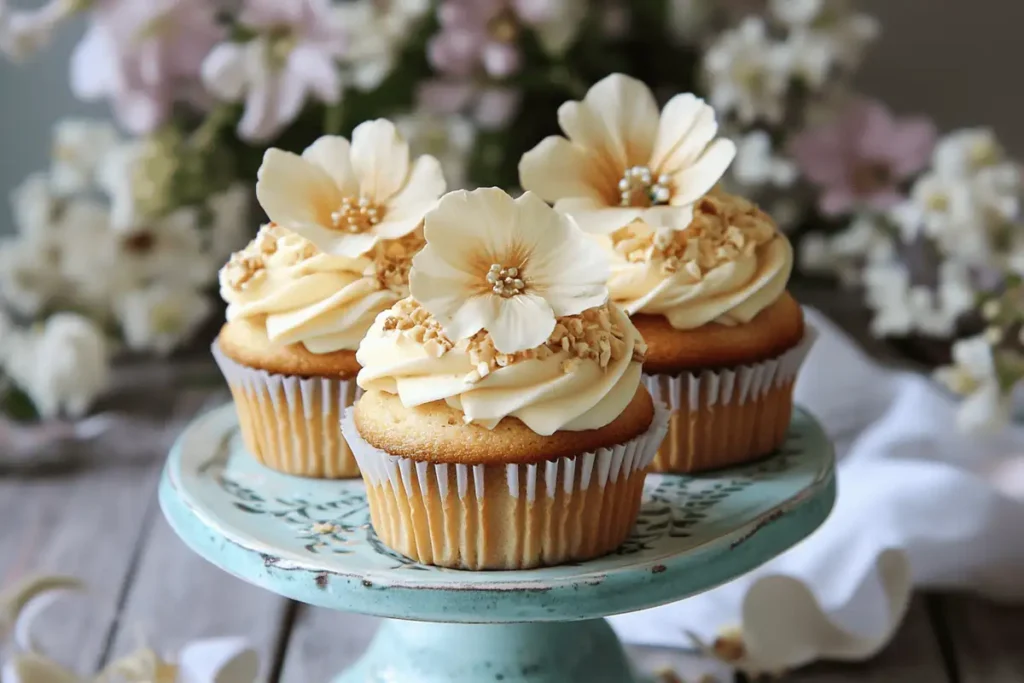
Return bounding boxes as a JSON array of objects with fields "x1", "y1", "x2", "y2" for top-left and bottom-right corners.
[
  {"x1": 486, "y1": 264, "x2": 525, "y2": 298},
  {"x1": 331, "y1": 196, "x2": 384, "y2": 233},
  {"x1": 618, "y1": 165, "x2": 672, "y2": 207}
]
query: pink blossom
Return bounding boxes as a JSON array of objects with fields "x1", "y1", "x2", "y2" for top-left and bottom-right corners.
[
  {"x1": 70, "y1": 0, "x2": 223, "y2": 134},
  {"x1": 201, "y1": 0, "x2": 346, "y2": 142},
  {"x1": 428, "y1": 0, "x2": 522, "y2": 80},
  {"x1": 791, "y1": 99, "x2": 937, "y2": 216}
]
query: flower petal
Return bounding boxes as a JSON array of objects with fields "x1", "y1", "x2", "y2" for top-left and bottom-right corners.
[
  {"x1": 201, "y1": 43, "x2": 247, "y2": 101},
  {"x1": 557, "y1": 73, "x2": 659, "y2": 172},
  {"x1": 487, "y1": 292, "x2": 556, "y2": 354},
  {"x1": 387, "y1": 155, "x2": 447, "y2": 216},
  {"x1": 554, "y1": 197, "x2": 643, "y2": 235},
  {"x1": 650, "y1": 93, "x2": 720, "y2": 174},
  {"x1": 514, "y1": 193, "x2": 609, "y2": 317},
  {"x1": 641, "y1": 204, "x2": 696, "y2": 231},
  {"x1": 422, "y1": 188, "x2": 517, "y2": 273},
  {"x1": 351, "y1": 119, "x2": 410, "y2": 202},
  {"x1": 289, "y1": 44, "x2": 341, "y2": 103},
  {"x1": 302, "y1": 136, "x2": 359, "y2": 196},
  {"x1": 670, "y1": 138, "x2": 737, "y2": 205},
  {"x1": 519, "y1": 135, "x2": 604, "y2": 203},
  {"x1": 256, "y1": 148, "x2": 345, "y2": 253},
  {"x1": 3, "y1": 652, "x2": 82, "y2": 683},
  {"x1": 178, "y1": 637, "x2": 259, "y2": 683}
]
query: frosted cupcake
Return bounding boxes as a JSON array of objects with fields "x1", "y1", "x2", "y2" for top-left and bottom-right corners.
[
  {"x1": 520, "y1": 74, "x2": 814, "y2": 472},
  {"x1": 343, "y1": 188, "x2": 669, "y2": 569},
  {"x1": 214, "y1": 121, "x2": 446, "y2": 478}
]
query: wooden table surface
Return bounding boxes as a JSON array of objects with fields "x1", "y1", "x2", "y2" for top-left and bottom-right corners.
[{"x1": 3, "y1": 291, "x2": 1023, "y2": 682}]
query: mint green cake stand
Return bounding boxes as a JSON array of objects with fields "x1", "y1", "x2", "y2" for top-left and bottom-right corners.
[{"x1": 159, "y1": 404, "x2": 835, "y2": 683}]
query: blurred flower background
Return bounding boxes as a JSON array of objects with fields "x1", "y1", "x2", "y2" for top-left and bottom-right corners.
[{"x1": 0, "y1": 0, "x2": 1020, "y2": 433}]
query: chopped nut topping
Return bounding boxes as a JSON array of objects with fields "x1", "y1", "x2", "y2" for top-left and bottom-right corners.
[
  {"x1": 381, "y1": 299, "x2": 642, "y2": 383},
  {"x1": 612, "y1": 194, "x2": 776, "y2": 281},
  {"x1": 369, "y1": 231, "x2": 425, "y2": 294},
  {"x1": 222, "y1": 223, "x2": 317, "y2": 290}
]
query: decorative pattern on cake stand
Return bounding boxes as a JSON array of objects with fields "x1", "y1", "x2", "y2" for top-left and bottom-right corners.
[{"x1": 160, "y1": 404, "x2": 835, "y2": 682}]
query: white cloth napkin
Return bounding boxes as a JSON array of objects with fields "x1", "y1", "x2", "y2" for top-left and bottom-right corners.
[{"x1": 610, "y1": 307, "x2": 1024, "y2": 674}]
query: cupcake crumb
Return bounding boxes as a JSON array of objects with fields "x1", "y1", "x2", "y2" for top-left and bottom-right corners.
[
  {"x1": 370, "y1": 232, "x2": 425, "y2": 294},
  {"x1": 311, "y1": 522, "x2": 339, "y2": 534}
]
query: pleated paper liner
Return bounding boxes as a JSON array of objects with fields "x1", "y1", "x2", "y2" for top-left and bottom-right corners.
[
  {"x1": 341, "y1": 404, "x2": 670, "y2": 570},
  {"x1": 643, "y1": 327, "x2": 818, "y2": 473},
  {"x1": 212, "y1": 343, "x2": 362, "y2": 479}
]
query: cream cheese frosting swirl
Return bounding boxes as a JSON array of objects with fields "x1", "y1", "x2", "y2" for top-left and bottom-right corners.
[
  {"x1": 356, "y1": 299, "x2": 647, "y2": 435},
  {"x1": 606, "y1": 193, "x2": 792, "y2": 330},
  {"x1": 220, "y1": 225, "x2": 416, "y2": 353}
]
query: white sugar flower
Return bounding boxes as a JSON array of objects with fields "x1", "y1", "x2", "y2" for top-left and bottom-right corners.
[
  {"x1": 4, "y1": 313, "x2": 110, "y2": 420},
  {"x1": 936, "y1": 335, "x2": 1010, "y2": 433},
  {"x1": 334, "y1": 0, "x2": 430, "y2": 91},
  {"x1": 256, "y1": 121, "x2": 446, "y2": 258},
  {"x1": 519, "y1": 73, "x2": 736, "y2": 235},
  {"x1": 49, "y1": 119, "x2": 120, "y2": 194},
  {"x1": 116, "y1": 284, "x2": 213, "y2": 356},
  {"x1": 397, "y1": 113, "x2": 476, "y2": 190},
  {"x1": 410, "y1": 188, "x2": 609, "y2": 354},
  {"x1": 933, "y1": 128, "x2": 1005, "y2": 178},
  {"x1": 704, "y1": 18, "x2": 792, "y2": 125},
  {"x1": 732, "y1": 130, "x2": 798, "y2": 189},
  {"x1": 97, "y1": 639, "x2": 257, "y2": 683}
]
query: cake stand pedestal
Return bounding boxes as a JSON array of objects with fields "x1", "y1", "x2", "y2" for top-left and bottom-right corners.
[{"x1": 160, "y1": 405, "x2": 835, "y2": 683}]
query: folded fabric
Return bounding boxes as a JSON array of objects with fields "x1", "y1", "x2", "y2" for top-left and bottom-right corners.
[{"x1": 610, "y1": 307, "x2": 1024, "y2": 674}]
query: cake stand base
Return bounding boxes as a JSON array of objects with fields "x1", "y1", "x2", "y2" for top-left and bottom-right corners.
[{"x1": 335, "y1": 619, "x2": 638, "y2": 683}]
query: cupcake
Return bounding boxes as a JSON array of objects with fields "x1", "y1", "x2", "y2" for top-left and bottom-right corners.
[
  {"x1": 520, "y1": 74, "x2": 814, "y2": 472},
  {"x1": 342, "y1": 188, "x2": 669, "y2": 569},
  {"x1": 214, "y1": 121, "x2": 446, "y2": 478}
]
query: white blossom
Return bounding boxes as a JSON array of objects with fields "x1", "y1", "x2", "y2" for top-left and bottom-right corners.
[
  {"x1": 0, "y1": 0, "x2": 75, "y2": 60},
  {"x1": 206, "y1": 184, "x2": 252, "y2": 263},
  {"x1": 799, "y1": 214, "x2": 893, "y2": 283},
  {"x1": 97, "y1": 138, "x2": 177, "y2": 231},
  {"x1": 9, "y1": 173, "x2": 62, "y2": 245},
  {"x1": 863, "y1": 258, "x2": 974, "y2": 339},
  {"x1": 667, "y1": 0, "x2": 714, "y2": 42},
  {"x1": 704, "y1": 18, "x2": 793, "y2": 125},
  {"x1": 397, "y1": 113, "x2": 476, "y2": 190},
  {"x1": 732, "y1": 130, "x2": 798, "y2": 188},
  {"x1": 410, "y1": 188, "x2": 609, "y2": 353},
  {"x1": 933, "y1": 128, "x2": 1006, "y2": 178},
  {"x1": 116, "y1": 284, "x2": 213, "y2": 356},
  {"x1": 936, "y1": 335, "x2": 1010, "y2": 432},
  {"x1": 0, "y1": 237, "x2": 62, "y2": 316},
  {"x1": 334, "y1": 0, "x2": 430, "y2": 91},
  {"x1": 772, "y1": 0, "x2": 878, "y2": 72},
  {"x1": 49, "y1": 119, "x2": 120, "y2": 194},
  {"x1": 4, "y1": 313, "x2": 110, "y2": 420}
]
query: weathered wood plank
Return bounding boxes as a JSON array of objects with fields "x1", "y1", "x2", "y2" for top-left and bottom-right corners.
[
  {"x1": 786, "y1": 597, "x2": 950, "y2": 682},
  {"x1": 106, "y1": 513, "x2": 292, "y2": 675},
  {"x1": 940, "y1": 595, "x2": 1024, "y2": 683},
  {"x1": 0, "y1": 361, "x2": 217, "y2": 676},
  {"x1": 277, "y1": 607, "x2": 378, "y2": 683}
]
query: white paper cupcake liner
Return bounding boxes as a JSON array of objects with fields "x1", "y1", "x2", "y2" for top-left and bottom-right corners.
[
  {"x1": 340, "y1": 402, "x2": 669, "y2": 569},
  {"x1": 641, "y1": 328, "x2": 817, "y2": 473},
  {"x1": 212, "y1": 343, "x2": 362, "y2": 478},
  {"x1": 342, "y1": 403, "x2": 669, "y2": 500},
  {"x1": 642, "y1": 327, "x2": 817, "y2": 412}
]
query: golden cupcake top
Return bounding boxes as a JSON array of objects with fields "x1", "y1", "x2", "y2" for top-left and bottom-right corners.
[
  {"x1": 519, "y1": 72, "x2": 791, "y2": 331},
  {"x1": 356, "y1": 187, "x2": 648, "y2": 436}
]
